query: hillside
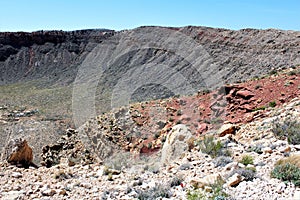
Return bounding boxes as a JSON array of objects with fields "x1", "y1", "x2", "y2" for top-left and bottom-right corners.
[
  {"x1": 1, "y1": 26, "x2": 300, "y2": 119},
  {"x1": 0, "y1": 26, "x2": 300, "y2": 199},
  {"x1": 0, "y1": 67, "x2": 300, "y2": 199}
]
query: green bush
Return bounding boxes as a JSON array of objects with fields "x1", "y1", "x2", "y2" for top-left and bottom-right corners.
[
  {"x1": 253, "y1": 106, "x2": 266, "y2": 112},
  {"x1": 187, "y1": 189, "x2": 205, "y2": 200},
  {"x1": 269, "y1": 101, "x2": 276, "y2": 108},
  {"x1": 272, "y1": 118, "x2": 300, "y2": 145},
  {"x1": 239, "y1": 155, "x2": 254, "y2": 166},
  {"x1": 271, "y1": 163, "x2": 300, "y2": 186},
  {"x1": 210, "y1": 178, "x2": 228, "y2": 199},
  {"x1": 197, "y1": 136, "x2": 230, "y2": 158}
]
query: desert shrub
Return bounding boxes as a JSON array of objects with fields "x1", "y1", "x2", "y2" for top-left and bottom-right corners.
[
  {"x1": 272, "y1": 118, "x2": 300, "y2": 145},
  {"x1": 246, "y1": 166, "x2": 257, "y2": 172},
  {"x1": 213, "y1": 156, "x2": 233, "y2": 167},
  {"x1": 252, "y1": 106, "x2": 266, "y2": 112},
  {"x1": 229, "y1": 168, "x2": 256, "y2": 181},
  {"x1": 272, "y1": 155, "x2": 300, "y2": 186},
  {"x1": 176, "y1": 120, "x2": 182, "y2": 125},
  {"x1": 176, "y1": 109, "x2": 183, "y2": 116},
  {"x1": 196, "y1": 136, "x2": 229, "y2": 158},
  {"x1": 276, "y1": 155, "x2": 300, "y2": 167},
  {"x1": 187, "y1": 189, "x2": 205, "y2": 200},
  {"x1": 168, "y1": 117, "x2": 174, "y2": 122},
  {"x1": 239, "y1": 155, "x2": 254, "y2": 166},
  {"x1": 137, "y1": 184, "x2": 172, "y2": 199},
  {"x1": 271, "y1": 163, "x2": 300, "y2": 186},
  {"x1": 187, "y1": 177, "x2": 230, "y2": 200},
  {"x1": 210, "y1": 178, "x2": 229, "y2": 199},
  {"x1": 169, "y1": 176, "x2": 184, "y2": 187},
  {"x1": 269, "y1": 101, "x2": 276, "y2": 108},
  {"x1": 247, "y1": 144, "x2": 263, "y2": 154},
  {"x1": 269, "y1": 69, "x2": 278, "y2": 75},
  {"x1": 154, "y1": 132, "x2": 160, "y2": 139}
]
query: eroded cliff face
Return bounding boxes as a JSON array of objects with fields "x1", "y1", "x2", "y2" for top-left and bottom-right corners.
[
  {"x1": 1, "y1": 26, "x2": 300, "y2": 89},
  {"x1": 0, "y1": 29, "x2": 115, "y2": 85}
]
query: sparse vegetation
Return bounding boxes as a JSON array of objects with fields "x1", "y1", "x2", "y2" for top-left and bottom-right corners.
[
  {"x1": 0, "y1": 81, "x2": 73, "y2": 120},
  {"x1": 187, "y1": 177, "x2": 229, "y2": 200},
  {"x1": 176, "y1": 109, "x2": 182, "y2": 116},
  {"x1": 269, "y1": 69, "x2": 278, "y2": 76},
  {"x1": 168, "y1": 117, "x2": 174, "y2": 122},
  {"x1": 247, "y1": 144, "x2": 263, "y2": 154},
  {"x1": 253, "y1": 100, "x2": 277, "y2": 112},
  {"x1": 169, "y1": 176, "x2": 184, "y2": 187},
  {"x1": 271, "y1": 157, "x2": 300, "y2": 186},
  {"x1": 252, "y1": 106, "x2": 266, "y2": 112},
  {"x1": 154, "y1": 132, "x2": 160, "y2": 139},
  {"x1": 196, "y1": 136, "x2": 230, "y2": 158},
  {"x1": 269, "y1": 101, "x2": 276, "y2": 108},
  {"x1": 137, "y1": 183, "x2": 172, "y2": 199},
  {"x1": 272, "y1": 118, "x2": 300, "y2": 145},
  {"x1": 187, "y1": 189, "x2": 205, "y2": 200},
  {"x1": 213, "y1": 156, "x2": 233, "y2": 167},
  {"x1": 230, "y1": 168, "x2": 256, "y2": 181},
  {"x1": 239, "y1": 155, "x2": 254, "y2": 166},
  {"x1": 210, "y1": 178, "x2": 229, "y2": 199}
]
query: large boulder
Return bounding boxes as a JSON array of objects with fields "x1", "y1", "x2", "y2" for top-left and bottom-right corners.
[
  {"x1": 2, "y1": 138, "x2": 35, "y2": 168},
  {"x1": 218, "y1": 123, "x2": 237, "y2": 137},
  {"x1": 190, "y1": 173, "x2": 222, "y2": 189},
  {"x1": 161, "y1": 124, "x2": 193, "y2": 165}
]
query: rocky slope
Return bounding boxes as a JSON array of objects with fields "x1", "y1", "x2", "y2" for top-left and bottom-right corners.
[
  {"x1": 77, "y1": 67, "x2": 300, "y2": 161},
  {"x1": 0, "y1": 66, "x2": 300, "y2": 199},
  {"x1": 0, "y1": 96, "x2": 300, "y2": 200}
]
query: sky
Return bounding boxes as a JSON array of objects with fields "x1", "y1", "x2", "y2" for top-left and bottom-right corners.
[{"x1": 0, "y1": 0, "x2": 299, "y2": 32}]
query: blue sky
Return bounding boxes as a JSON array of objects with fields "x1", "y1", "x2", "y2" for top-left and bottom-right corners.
[{"x1": 0, "y1": 0, "x2": 299, "y2": 32}]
